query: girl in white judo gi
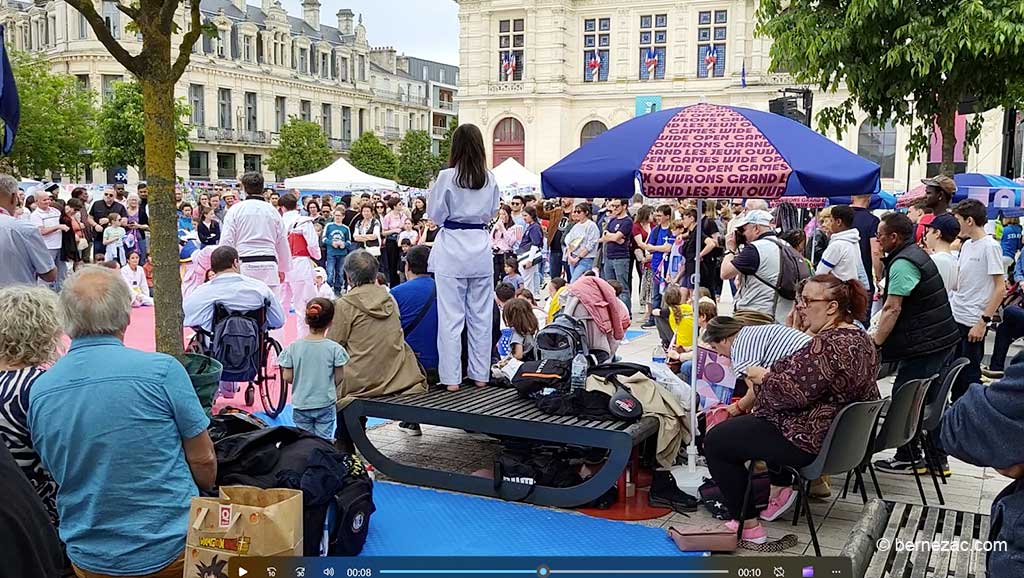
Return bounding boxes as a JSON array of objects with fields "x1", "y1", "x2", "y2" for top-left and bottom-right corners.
[{"x1": 427, "y1": 124, "x2": 502, "y2": 391}]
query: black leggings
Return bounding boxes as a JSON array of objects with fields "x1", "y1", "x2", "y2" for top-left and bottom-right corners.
[
  {"x1": 704, "y1": 415, "x2": 815, "y2": 520},
  {"x1": 384, "y1": 237, "x2": 401, "y2": 286}
]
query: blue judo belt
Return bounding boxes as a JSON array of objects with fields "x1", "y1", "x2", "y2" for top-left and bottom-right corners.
[{"x1": 443, "y1": 220, "x2": 487, "y2": 230}]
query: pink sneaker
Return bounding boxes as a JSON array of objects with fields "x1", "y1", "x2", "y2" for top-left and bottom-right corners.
[
  {"x1": 759, "y1": 486, "x2": 798, "y2": 522},
  {"x1": 725, "y1": 520, "x2": 767, "y2": 544}
]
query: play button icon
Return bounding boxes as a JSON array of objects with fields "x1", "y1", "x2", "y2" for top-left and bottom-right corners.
[{"x1": 238, "y1": 567, "x2": 248, "y2": 577}]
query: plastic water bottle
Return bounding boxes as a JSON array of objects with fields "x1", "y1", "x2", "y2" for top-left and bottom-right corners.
[
  {"x1": 652, "y1": 344, "x2": 668, "y2": 365},
  {"x1": 571, "y1": 353, "x2": 589, "y2": 392}
]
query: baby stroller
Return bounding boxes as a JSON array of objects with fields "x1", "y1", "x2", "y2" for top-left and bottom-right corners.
[{"x1": 551, "y1": 277, "x2": 629, "y2": 364}]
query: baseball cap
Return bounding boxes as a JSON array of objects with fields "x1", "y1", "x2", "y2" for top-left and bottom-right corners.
[
  {"x1": 925, "y1": 213, "x2": 960, "y2": 239},
  {"x1": 732, "y1": 209, "x2": 774, "y2": 229},
  {"x1": 921, "y1": 175, "x2": 957, "y2": 196}
]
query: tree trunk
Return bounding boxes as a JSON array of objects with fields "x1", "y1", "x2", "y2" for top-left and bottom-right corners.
[
  {"x1": 937, "y1": 106, "x2": 957, "y2": 176},
  {"x1": 142, "y1": 76, "x2": 184, "y2": 356}
]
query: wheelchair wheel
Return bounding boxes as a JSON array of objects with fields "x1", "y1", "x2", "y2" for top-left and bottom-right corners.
[
  {"x1": 185, "y1": 333, "x2": 205, "y2": 355},
  {"x1": 259, "y1": 337, "x2": 287, "y2": 418},
  {"x1": 244, "y1": 384, "x2": 255, "y2": 407}
]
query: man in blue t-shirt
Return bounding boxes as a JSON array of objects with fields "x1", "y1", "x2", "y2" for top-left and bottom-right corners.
[
  {"x1": 642, "y1": 204, "x2": 675, "y2": 328},
  {"x1": 390, "y1": 245, "x2": 438, "y2": 436},
  {"x1": 28, "y1": 267, "x2": 214, "y2": 578},
  {"x1": 600, "y1": 198, "x2": 634, "y2": 314}
]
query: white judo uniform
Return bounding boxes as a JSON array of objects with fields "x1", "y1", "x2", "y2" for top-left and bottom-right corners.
[
  {"x1": 427, "y1": 168, "x2": 501, "y2": 386},
  {"x1": 219, "y1": 198, "x2": 291, "y2": 306},
  {"x1": 120, "y1": 264, "x2": 153, "y2": 307},
  {"x1": 281, "y1": 209, "x2": 322, "y2": 338}
]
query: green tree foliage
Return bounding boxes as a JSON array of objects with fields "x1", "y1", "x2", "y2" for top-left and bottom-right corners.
[
  {"x1": 758, "y1": 0, "x2": 1024, "y2": 174},
  {"x1": 4, "y1": 52, "x2": 96, "y2": 179},
  {"x1": 267, "y1": 118, "x2": 333, "y2": 179},
  {"x1": 349, "y1": 132, "x2": 398, "y2": 180},
  {"x1": 436, "y1": 117, "x2": 457, "y2": 172},
  {"x1": 397, "y1": 130, "x2": 436, "y2": 188},
  {"x1": 93, "y1": 79, "x2": 191, "y2": 177}
]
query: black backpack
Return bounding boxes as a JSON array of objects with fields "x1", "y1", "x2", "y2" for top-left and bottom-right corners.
[
  {"x1": 213, "y1": 427, "x2": 375, "y2": 557},
  {"x1": 493, "y1": 447, "x2": 583, "y2": 501},
  {"x1": 536, "y1": 313, "x2": 589, "y2": 362},
  {"x1": 512, "y1": 359, "x2": 571, "y2": 399},
  {"x1": 752, "y1": 237, "x2": 812, "y2": 302},
  {"x1": 211, "y1": 306, "x2": 261, "y2": 382},
  {"x1": 314, "y1": 453, "x2": 375, "y2": 557}
]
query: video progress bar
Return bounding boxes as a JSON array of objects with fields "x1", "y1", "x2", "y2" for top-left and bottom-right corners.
[{"x1": 378, "y1": 571, "x2": 728, "y2": 575}]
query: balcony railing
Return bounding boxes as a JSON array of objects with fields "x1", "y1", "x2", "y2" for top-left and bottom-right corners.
[
  {"x1": 435, "y1": 100, "x2": 457, "y2": 113},
  {"x1": 431, "y1": 126, "x2": 447, "y2": 138},
  {"x1": 328, "y1": 138, "x2": 351, "y2": 152},
  {"x1": 372, "y1": 89, "x2": 429, "y2": 107},
  {"x1": 380, "y1": 127, "x2": 401, "y2": 140},
  {"x1": 191, "y1": 125, "x2": 269, "y2": 145}
]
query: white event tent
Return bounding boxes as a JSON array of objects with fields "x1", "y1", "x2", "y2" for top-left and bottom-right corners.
[
  {"x1": 283, "y1": 157, "x2": 397, "y2": 192},
  {"x1": 492, "y1": 157, "x2": 541, "y2": 193}
]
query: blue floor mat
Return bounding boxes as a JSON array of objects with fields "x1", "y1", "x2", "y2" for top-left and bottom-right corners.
[
  {"x1": 254, "y1": 405, "x2": 390, "y2": 429},
  {"x1": 362, "y1": 482, "x2": 697, "y2": 557},
  {"x1": 624, "y1": 329, "x2": 647, "y2": 341}
]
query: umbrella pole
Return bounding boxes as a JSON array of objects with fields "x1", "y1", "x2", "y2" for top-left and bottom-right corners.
[
  {"x1": 670, "y1": 198, "x2": 710, "y2": 494},
  {"x1": 688, "y1": 200, "x2": 701, "y2": 474},
  {"x1": 810, "y1": 217, "x2": 818, "y2": 264}
]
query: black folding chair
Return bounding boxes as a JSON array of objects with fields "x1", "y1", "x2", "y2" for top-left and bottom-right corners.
[
  {"x1": 858, "y1": 377, "x2": 935, "y2": 505},
  {"x1": 917, "y1": 358, "x2": 970, "y2": 505},
  {"x1": 736, "y1": 399, "x2": 887, "y2": 556}
]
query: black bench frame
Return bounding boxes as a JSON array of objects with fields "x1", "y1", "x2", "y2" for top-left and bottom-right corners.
[{"x1": 343, "y1": 387, "x2": 660, "y2": 508}]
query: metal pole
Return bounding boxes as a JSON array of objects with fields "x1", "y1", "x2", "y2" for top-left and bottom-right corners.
[
  {"x1": 1002, "y1": 107, "x2": 1017, "y2": 178},
  {"x1": 688, "y1": 199, "x2": 702, "y2": 473},
  {"x1": 905, "y1": 101, "x2": 914, "y2": 192},
  {"x1": 810, "y1": 218, "x2": 818, "y2": 265}
]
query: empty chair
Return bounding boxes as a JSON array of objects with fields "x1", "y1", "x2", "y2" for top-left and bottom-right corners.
[
  {"x1": 917, "y1": 357, "x2": 970, "y2": 504},
  {"x1": 864, "y1": 377, "x2": 936, "y2": 504}
]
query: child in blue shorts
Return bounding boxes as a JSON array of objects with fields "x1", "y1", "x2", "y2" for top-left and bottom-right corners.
[{"x1": 279, "y1": 297, "x2": 349, "y2": 440}]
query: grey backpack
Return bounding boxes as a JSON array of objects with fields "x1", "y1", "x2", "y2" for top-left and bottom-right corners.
[
  {"x1": 536, "y1": 313, "x2": 589, "y2": 362},
  {"x1": 211, "y1": 307, "x2": 261, "y2": 382}
]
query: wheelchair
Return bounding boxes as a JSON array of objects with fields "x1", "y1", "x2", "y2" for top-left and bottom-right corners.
[{"x1": 186, "y1": 303, "x2": 288, "y2": 418}]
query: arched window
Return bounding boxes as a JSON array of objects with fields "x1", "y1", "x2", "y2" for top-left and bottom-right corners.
[
  {"x1": 580, "y1": 120, "x2": 608, "y2": 147},
  {"x1": 493, "y1": 117, "x2": 525, "y2": 167},
  {"x1": 857, "y1": 120, "x2": 897, "y2": 179}
]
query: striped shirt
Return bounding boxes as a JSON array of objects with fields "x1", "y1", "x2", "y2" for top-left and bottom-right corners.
[
  {"x1": 730, "y1": 324, "x2": 813, "y2": 377},
  {"x1": 0, "y1": 367, "x2": 58, "y2": 524}
]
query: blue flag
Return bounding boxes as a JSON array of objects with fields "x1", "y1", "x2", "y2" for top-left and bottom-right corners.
[
  {"x1": 0, "y1": 26, "x2": 19, "y2": 154},
  {"x1": 741, "y1": 59, "x2": 747, "y2": 88}
]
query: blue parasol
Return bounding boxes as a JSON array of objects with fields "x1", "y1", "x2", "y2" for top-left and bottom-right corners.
[
  {"x1": 898, "y1": 173, "x2": 1024, "y2": 217},
  {"x1": 541, "y1": 103, "x2": 881, "y2": 200}
]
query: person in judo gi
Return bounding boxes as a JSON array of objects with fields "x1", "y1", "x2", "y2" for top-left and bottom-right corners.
[
  {"x1": 427, "y1": 124, "x2": 501, "y2": 391},
  {"x1": 220, "y1": 172, "x2": 290, "y2": 307},
  {"x1": 279, "y1": 192, "x2": 322, "y2": 338}
]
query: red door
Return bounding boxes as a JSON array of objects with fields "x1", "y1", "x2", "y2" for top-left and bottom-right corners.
[{"x1": 493, "y1": 117, "x2": 525, "y2": 167}]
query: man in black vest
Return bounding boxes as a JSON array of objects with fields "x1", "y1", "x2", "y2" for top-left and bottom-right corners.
[{"x1": 871, "y1": 212, "x2": 960, "y2": 475}]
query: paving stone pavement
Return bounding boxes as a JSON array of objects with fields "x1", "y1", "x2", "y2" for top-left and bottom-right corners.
[{"x1": 360, "y1": 286, "x2": 1010, "y2": 558}]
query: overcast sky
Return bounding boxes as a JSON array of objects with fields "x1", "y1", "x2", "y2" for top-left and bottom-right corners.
[{"x1": 279, "y1": 0, "x2": 460, "y2": 66}]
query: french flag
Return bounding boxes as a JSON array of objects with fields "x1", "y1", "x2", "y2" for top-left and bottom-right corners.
[
  {"x1": 507, "y1": 53, "x2": 517, "y2": 80},
  {"x1": 645, "y1": 47, "x2": 658, "y2": 78},
  {"x1": 588, "y1": 53, "x2": 601, "y2": 80}
]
